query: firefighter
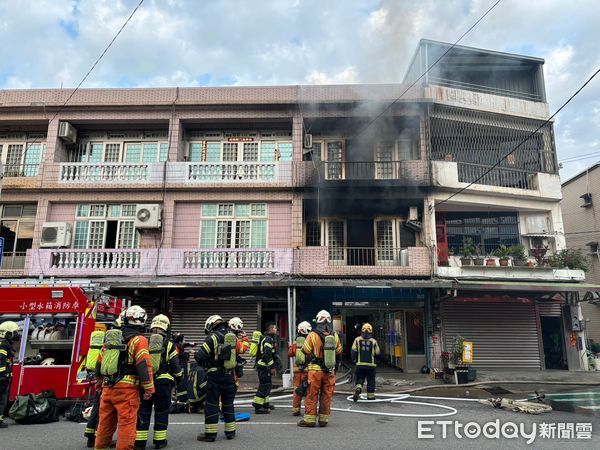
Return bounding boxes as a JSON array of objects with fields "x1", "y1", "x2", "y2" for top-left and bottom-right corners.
[
  {"x1": 94, "y1": 306, "x2": 155, "y2": 450},
  {"x1": 288, "y1": 321, "x2": 311, "y2": 416},
  {"x1": 252, "y1": 322, "x2": 280, "y2": 414},
  {"x1": 0, "y1": 321, "x2": 21, "y2": 429},
  {"x1": 135, "y1": 314, "x2": 186, "y2": 450},
  {"x1": 228, "y1": 317, "x2": 249, "y2": 390},
  {"x1": 298, "y1": 310, "x2": 342, "y2": 428},
  {"x1": 172, "y1": 333, "x2": 195, "y2": 382},
  {"x1": 195, "y1": 315, "x2": 237, "y2": 443},
  {"x1": 351, "y1": 323, "x2": 380, "y2": 401}
]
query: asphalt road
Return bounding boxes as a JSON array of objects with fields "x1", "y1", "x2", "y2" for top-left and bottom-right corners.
[{"x1": 1, "y1": 394, "x2": 599, "y2": 449}]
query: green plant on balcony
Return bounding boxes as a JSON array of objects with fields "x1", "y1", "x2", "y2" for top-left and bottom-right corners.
[
  {"x1": 530, "y1": 244, "x2": 549, "y2": 267},
  {"x1": 460, "y1": 238, "x2": 476, "y2": 266},
  {"x1": 492, "y1": 245, "x2": 511, "y2": 266},
  {"x1": 548, "y1": 248, "x2": 590, "y2": 272},
  {"x1": 473, "y1": 244, "x2": 485, "y2": 266},
  {"x1": 508, "y1": 244, "x2": 527, "y2": 266}
]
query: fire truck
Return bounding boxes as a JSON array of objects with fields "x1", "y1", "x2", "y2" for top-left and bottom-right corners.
[{"x1": 0, "y1": 280, "x2": 127, "y2": 400}]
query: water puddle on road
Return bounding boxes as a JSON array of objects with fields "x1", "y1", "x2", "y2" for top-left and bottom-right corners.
[{"x1": 532, "y1": 390, "x2": 600, "y2": 417}]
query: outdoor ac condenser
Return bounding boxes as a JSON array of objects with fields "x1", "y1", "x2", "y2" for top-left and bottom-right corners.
[
  {"x1": 134, "y1": 204, "x2": 162, "y2": 229},
  {"x1": 40, "y1": 222, "x2": 72, "y2": 248}
]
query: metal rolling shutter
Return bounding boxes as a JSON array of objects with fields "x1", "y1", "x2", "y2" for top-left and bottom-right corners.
[
  {"x1": 537, "y1": 301, "x2": 563, "y2": 317},
  {"x1": 441, "y1": 300, "x2": 541, "y2": 369},
  {"x1": 170, "y1": 299, "x2": 259, "y2": 345}
]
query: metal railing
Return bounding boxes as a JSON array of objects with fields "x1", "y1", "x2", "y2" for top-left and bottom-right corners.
[
  {"x1": 328, "y1": 247, "x2": 409, "y2": 266},
  {"x1": 50, "y1": 250, "x2": 141, "y2": 270},
  {"x1": 2, "y1": 164, "x2": 41, "y2": 177},
  {"x1": 187, "y1": 162, "x2": 277, "y2": 182},
  {"x1": 457, "y1": 163, "x2": 537, "y2": 190},
  {"x1": 183, "y1": 250, "x2": 275, "y2": 269},
  {"x1": 428, "y1": 76, "x2": 544, "y2": 102},
  {"x1": 318, "y1": 161, "x2": 420, "y2": 181},
  {"x1": 0, "y1": 252, "x2": 27, "y2": 270},
  {"x1": 432, "y1": 148, "x2": 556, "y2": 174},
  {"x1": 59, "y1": 163, "x2": 149, "y2": 182}
]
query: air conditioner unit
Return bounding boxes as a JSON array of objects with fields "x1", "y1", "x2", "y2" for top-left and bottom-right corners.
[
  {"x1": 135, "y1": 204, "x2": 162, "y2": 229},
  {"x1": 303, "y1": 133, "x2": 313, "y2": 149},
  {"x1": 408, "y1": 207, "x2": 419, "y2": 222},
  {"x1": 58, "y1": 121, "x2": 78, "y2": 144},
  {"x1": 40, "y1": 222, "x2": 72, "y2": 248}
]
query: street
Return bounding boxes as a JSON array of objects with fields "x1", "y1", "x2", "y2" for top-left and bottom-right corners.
[{"x1": 1, "y1": 393, "x2": 599, "y2": 450}]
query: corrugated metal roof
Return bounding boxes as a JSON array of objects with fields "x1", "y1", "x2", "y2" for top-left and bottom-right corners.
[{"x1": 455, "y1": 280, "x2": 600, "y2": 292}]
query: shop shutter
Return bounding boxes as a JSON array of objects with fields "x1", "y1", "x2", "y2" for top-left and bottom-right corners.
[
  {"x1": 537, "y1": 301, "x2": 563, "y2": 317},
  {"x1": 170, "y1": 298, "x2": 259, "y2": 345},
  {"x1": 441, "y1": 300, "x2": 541, "y2": 369}
]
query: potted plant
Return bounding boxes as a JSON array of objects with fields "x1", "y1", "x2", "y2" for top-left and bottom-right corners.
[
  {"x1": 451, "y1": 335, "x2": 469, "y2": 384},
  {"x1": 473, "y1": 244, "x2": 485, "y2": 266},
  {"x1": 530, "y1": 244, "x2": 549, "y2": 267},
  {"x1": 440, "y1": 351, "x2": 450, "y2": 369},
  {"x1": 508, "y1": 244, "x2": 527, "y2": 266},
  {"x1": 493, "y1": 245, "x2": 511, "y2": 266},
  {"x1": 460, "y1": 238, "x2": 475, "y2": 266},
  {"x1": 551, "y1": 248, "x2": 590, "y2": 272},
  {"x1": 485, "y1": 255, "x2": 496, "y2": 266}
]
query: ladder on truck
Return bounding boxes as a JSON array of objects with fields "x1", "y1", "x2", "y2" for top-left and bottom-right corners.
[{"x1": 0, "y1": 278, "x2": 102, "y2": 295}]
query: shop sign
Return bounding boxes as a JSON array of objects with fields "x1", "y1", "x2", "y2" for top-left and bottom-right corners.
[{"x1": 462, "y1": 341, "x2": 473, "y2": 363}]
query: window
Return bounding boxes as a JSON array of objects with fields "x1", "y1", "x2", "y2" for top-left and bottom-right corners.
[
  {"x1": 0, "y1": 204, "x2": 37, "y2": 270},
  {"x1": 71, "y1": 140, "x2": 167, "y2": 163},
  {"x1": 306, "y1": 222, "x2": 322, "y2": 246},
  {"x1": 25, "y1": 316, "x2": 77, "y2": 365},
  {"x1": 1, "y1": 140, "x2": 46, "y2": 177},
  {"x1": 200, "y1": 203, "x2": 268, "y2": 248},
  {"x1": 187, "y1": 136, "x2": 293, "y2": 163},
  {"x1": 73, "y1": 203, "x2": 139, "y2": 249},
  {"x1": 445, "y1": 212, "x2": 520, "y2": 255},
  {"x1": 325, "y1": 141, "x2": 344, "y2": 180}
]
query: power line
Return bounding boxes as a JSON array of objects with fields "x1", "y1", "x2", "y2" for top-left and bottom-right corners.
[
  {"x1": 436, "y1": 68, "x2": 600, "y2": 208},
  {"x1": 560, "y1": 151, "x2": 600, "y2": 163},
  {"x1": 349, "y1": 0, "x2": 502, "y2": 140}
]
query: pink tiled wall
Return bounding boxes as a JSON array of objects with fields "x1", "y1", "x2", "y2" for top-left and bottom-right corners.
[
  {"x1": 47, "y1": 203, "x2": 76, "y2": 222},
  {"x1": 267, "y1": 203, "x2": 292, "y2": 247}
]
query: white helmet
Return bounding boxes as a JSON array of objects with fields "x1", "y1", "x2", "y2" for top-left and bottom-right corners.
[
  {"x1": 228, "y1": 317, "x2": 244, "y2": 331},
  {"x1": 124, "y1": 305, "x2": 147, "y2": 327},
  {"x1": 297, "y1": 321, "x2": 312, "y2": 335},
  {"x1": 315, "y1": 310, "x2": 332, "y2": 323},
  {"x1": 0, "y1": 321, "x2": 21, "y2": 340},
  {"x1": 151, "y1": 314, "x2": 170, "y2": 332},
  {"x1": 41, "y1": 357, "x2": 56, "y2": 366},
  {"x1": 205, "y1": 315, "x2": 225, "y2": 334},
  {"x1": 83, "y1": 406, "x2": 93, "y2": 421}
]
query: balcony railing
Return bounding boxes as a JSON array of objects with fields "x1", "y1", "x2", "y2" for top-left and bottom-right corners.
[
  {"x1": 2, "y1": 164, "x2": 41, "y2": 177},
  {"x1": 186, "y1": 162, "x2": 279, "y2": 182},
  {"x1": 318, "y1": 161, "x2": 424, "y2": 181},
  {"x1": 429, "y1": 76, "x2": 544, "y2": 102},
  {"x1": 50, "y1": 250, "x2": 141, "y2": 270},
  {"x1": 59, "y1": 163, "x2": 150, "y2": 182},
  {"x1": 183, "y1": 249, "x2": 274, "y2": 269},
  {"x1": 1, "y1": 252, "x2": 27, "y2": 270},
  {"x1": 457, "y1": 163, "x2": 537, "y2": 190},
  {"x1": 328, "y1": 247, "x2": 409, "y2": 266}
]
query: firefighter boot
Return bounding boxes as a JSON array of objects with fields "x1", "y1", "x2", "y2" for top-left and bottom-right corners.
[
  {"x1": 353, "y1": 385, "x2": 362, "y2": 403},
  {"x1": 154, "y1": 441, "x2": 168, "y2": 449},
  {"x1": 86, "y1": 436, "x2": 95, "y2": 448},
  {"x1": 0, "y1": 422, "x2": 8, "y2": 429},
  {"x1": 225, "y1": 431, "x2": 235, "y2": 440},
  {"x1": 297, "y1": 419, "x2": 315, "y2": 427},
  {"x1": 197, "y1": 434, "x2": 216, "y2": 443}
]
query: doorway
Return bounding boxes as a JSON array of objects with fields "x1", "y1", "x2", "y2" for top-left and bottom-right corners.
[{"x1": 541, "y1": 316, "x2": 567, "y2": 370}]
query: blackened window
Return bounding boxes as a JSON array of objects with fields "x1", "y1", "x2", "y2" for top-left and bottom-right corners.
[{"x1": 445, "y1": 212, "x2": 520, "y2": 255}]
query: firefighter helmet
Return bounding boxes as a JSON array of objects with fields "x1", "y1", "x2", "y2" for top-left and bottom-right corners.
[
  {"x1": 228, "y1": 317, "x2": 244, "y2": 331},
  {"x1": 151, "y1": 314, "x2": 170, "y2": 332},
  {"x1": 361, "y1": 323, "x2": 373, "y2": 333},
  {"x1": 315, "y1": 310, "x2": 332, "y2": 323},
  {"x1": 204, "y1": 315, "x2": 225, "y2": 334},
  {"x1": 40, "y1": 357, "x2": 56, "y2": 366},
  {"x1": 124, "y1": 305, "x2": 147, "y2": 327},
  {"x1": 297, "y1": 321, "x2": 312, "y2": 335},
  {"x1": 0, "y1": 321, "x2": 21, "y2": 340},
  {"x1": 112, "y1": 310, "x2": 126, "y2": 329}
]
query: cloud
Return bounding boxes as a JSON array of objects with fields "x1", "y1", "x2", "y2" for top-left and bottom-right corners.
[{"x1": 0, "y1": 0, "x2": 598, "y2": 180}]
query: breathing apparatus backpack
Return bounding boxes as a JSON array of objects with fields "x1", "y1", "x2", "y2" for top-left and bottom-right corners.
[
  {"x1": 215, "y1": 331, "x2": 237, "y2": 370},
  {"x1": 249, "y1": 330, "x2": 263, "y2": 358},
  {"x1": 295, "y1": 336, "x2": 306, "y2": 368},
  {"x1": 85, "y1": 330, "x2": 105, "y2": 371},
  {"x1": 99, "y1": 329, "x2": 128, "y2": 379},
  {"x1": 323, "y1": 334, "x2": 337, "y2": 370},
  {"x1": 149, "y1": 333, "x2": 166, "y2": 375}
]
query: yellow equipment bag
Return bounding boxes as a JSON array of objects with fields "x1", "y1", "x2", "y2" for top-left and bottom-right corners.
[
  {"x1": 249, "y1": 330, "x2": 262, "y2": 357},
  {"x1": 295, "y1": 336, "x2": 306, "y2": 366},
  {"x1": 85, "y1": 330, "x2": 105, "y2": 371},
  {"x1": 323, "y1": 334, "x2": 336, "y2": 370}
]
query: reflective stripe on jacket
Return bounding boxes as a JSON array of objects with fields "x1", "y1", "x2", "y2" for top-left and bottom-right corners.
[
  {"x1": 351, "y1": 337, "x2": 380, "y2": 367},
  {"x1": 301, "y1": 331, "x2": 342, "y2": 371}
]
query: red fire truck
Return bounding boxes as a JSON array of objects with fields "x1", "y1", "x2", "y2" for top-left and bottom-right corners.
[{"x1": 0, "y1": 281, "x2": 127, "y2": 400}]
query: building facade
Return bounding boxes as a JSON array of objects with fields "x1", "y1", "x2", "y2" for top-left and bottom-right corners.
[
  {"x1": 1, "y1": 40, "x2": 594, "y2": 371},
  {"x1": 561, "y1": 164, "x2": 600, "y2": 345}
]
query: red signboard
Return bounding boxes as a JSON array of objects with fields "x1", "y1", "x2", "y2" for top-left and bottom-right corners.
[{"x1": 0, "y1": 287, "x2": 89, "y2": 313}]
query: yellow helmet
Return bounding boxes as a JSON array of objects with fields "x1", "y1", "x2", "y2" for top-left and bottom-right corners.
[
  {"x1": 0, "y1": 321, "x2": 21, "y2": 340},
  {"x1": 151, "y1": 314, "x2": 170, "y2": 332},
  {"x1": 361, "y1": 323, "x2": 373, "y2": 333}
]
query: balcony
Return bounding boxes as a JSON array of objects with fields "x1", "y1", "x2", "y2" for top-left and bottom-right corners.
[
  {"x1": 294, "y1": 246, "x2": 431, "y2": 277},
  {"x1": 58, "y1": 162, "x2": 164, "y2": 183},
  {"x1": 436, "y1": 257, "x2": 585, "y2": 281},
  {"x1": 27, "y1": 247, "x2": 293, "y2": 277},
  {"x1": 0, "y1": 252, "x2": 27, "y2": 277},
  {"x1": 313, "y1": 161, "x2": 429, "y2": 185},
  {"x1": 1, "y1": 164, "x2": 43, "y2": 189}
]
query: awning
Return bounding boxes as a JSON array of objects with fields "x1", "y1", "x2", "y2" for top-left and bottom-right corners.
[
  {"x1": 522, "y1": 233, "x2": 557, "y2": 238},
  {"x1": 289, "y1": 278, "x2": 452, "y2": 288},
  {"x1": 453, "y1": 279, "x2": 600, "y2": 293},
  {"x1": 95, "y1": 276, "x2": 291, "y2": 289}
]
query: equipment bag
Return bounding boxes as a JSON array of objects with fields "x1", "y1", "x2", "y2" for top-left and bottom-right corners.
[
  {"x1": 149, "y1": 333, "x2": 166, "y2": 375},
  {"x1": 9, "y1": 390, "x2": 60, "y2": 424},
  {"x1": 215, "y1": 331, "x2": 237, "y2": 370},
  {"x1": 249, "y1": 330, "x2": 262, "y2": 357},
  {"x1": 295, "y1": 336, "x2": 306, "y2": 366},
  {"x1": 64, "y1": 402, "x2": 86, "y2": 423},
  {"x1": 323, "y1": 334, "x2": 336, "y2": 370},
  {"x1": 100, "y1": 328, "x2": 127, "y2": 377},
  {"x1": 85, "y1": 330, "x2": 105, "y2": 371}
]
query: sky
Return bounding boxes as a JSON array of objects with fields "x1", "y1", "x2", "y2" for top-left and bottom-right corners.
[{"x1": 0, "y1": 0, "x2": 598, "y2": 181}]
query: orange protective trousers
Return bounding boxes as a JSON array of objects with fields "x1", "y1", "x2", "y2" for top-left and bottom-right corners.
[
  {"x1": 292, "y1": 371, "x2": 308, "y2": 412},
  {"x1": 303, "y1": 370, "x2": 335, "y2": 424},
  {"x1": 94, "y1": 387, "x2": 140, "y2": 450}
]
